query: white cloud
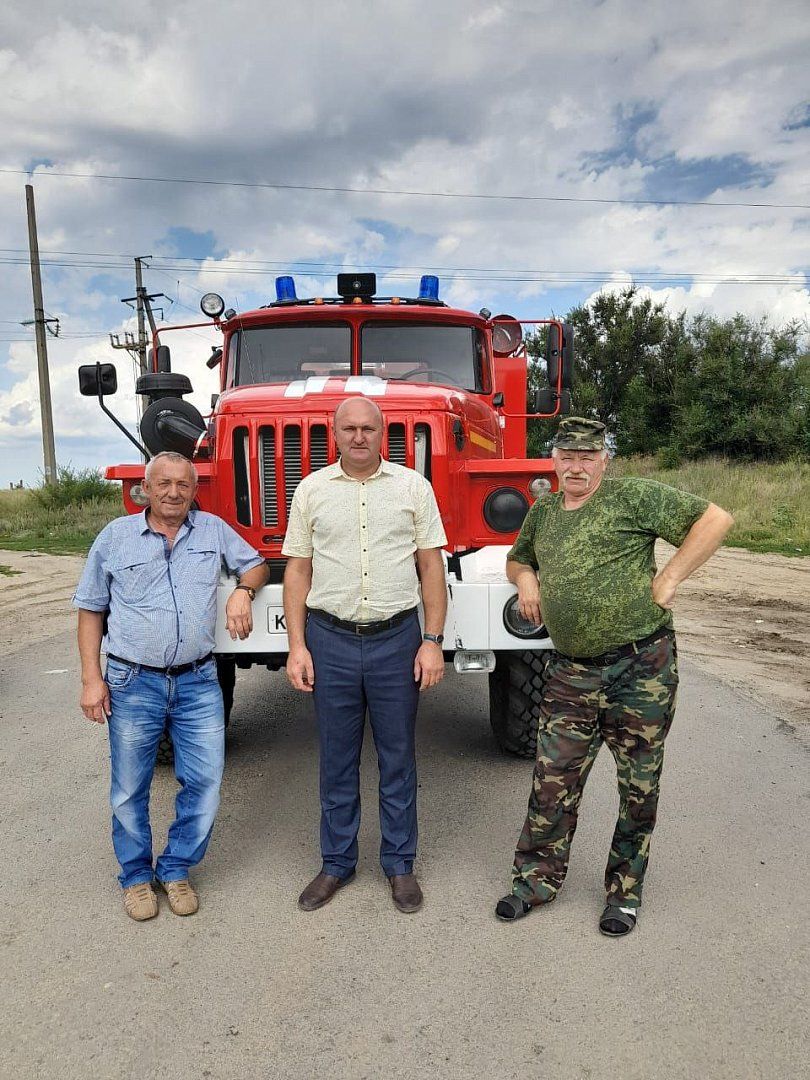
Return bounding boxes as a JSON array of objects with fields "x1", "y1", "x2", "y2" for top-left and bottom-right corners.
[{"x1": 0, "y1": 0, "x2": 808, "y2": 482}]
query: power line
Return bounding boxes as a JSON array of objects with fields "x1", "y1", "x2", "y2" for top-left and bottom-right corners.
[
  {"x1": 2, "y1": 166, "x2": 808, "y2": 210},
  {"x1": 0, "y1": 254, "x2": 804, "y2": 287}
]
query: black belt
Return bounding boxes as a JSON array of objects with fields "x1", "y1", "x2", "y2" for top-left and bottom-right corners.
[
  {"x1": 106, "y1": 652, "x2": 213, "y2": 676},
  {"x1": 556, "y1": 628, "x2": 673, "y2": 666},
  {"x1": 307, "y1": 607, "x2": 417, "y2": 637}
]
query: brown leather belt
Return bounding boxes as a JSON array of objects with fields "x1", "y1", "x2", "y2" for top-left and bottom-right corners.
[{"x1": 307, "y1": 607, "x2": 417, "y2": 637}]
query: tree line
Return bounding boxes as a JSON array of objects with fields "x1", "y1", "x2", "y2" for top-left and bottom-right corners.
[{"x1": 526, "y1": 286, "x2": 809, "y2": 463}]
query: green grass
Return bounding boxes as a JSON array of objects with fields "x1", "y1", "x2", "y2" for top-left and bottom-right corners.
[
  {"x1": 1, "y1": 458, "x2": 807, "y2": 558},
  {"x1": 0, "y1": 563, "x2": 22, "y2": 576},
  {"x1": 0, "y1": 483, "x2": 123, "y2": 555},
  {"x1": 610, "y1": 456, "x2": 810, "y2": 556}
]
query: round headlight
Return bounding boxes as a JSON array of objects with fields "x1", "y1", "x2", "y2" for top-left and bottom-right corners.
[
  {"x1": 129, "y1": 483, "x2": 150, "y2": 507},
  {"x1": 200, "y1": 293, "x2": 225, "y2": 319},
  {"x1": 528, "y1": 476, "x2": 552, "y2": 499},
  {"x1": 502, "y1": 595, "x2": 548, "y2": 640},
  {"x1": 483, "y1": 487, "x2": 529, "y2": 532}
]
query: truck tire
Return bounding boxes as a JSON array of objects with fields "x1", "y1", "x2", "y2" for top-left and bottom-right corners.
[
  {"x1": 488, "y1": 650, "x2": 551, "y2": 758},
  {"x1": 155, "y1": 657, "x2": 237, "y2": 767}
]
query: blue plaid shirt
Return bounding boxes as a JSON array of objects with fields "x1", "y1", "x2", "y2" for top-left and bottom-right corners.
[{"x1": 73, "y1": 509, "x2": 265, "y2": 668}]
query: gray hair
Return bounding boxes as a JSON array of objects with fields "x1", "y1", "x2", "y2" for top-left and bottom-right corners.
[{"x1": 145, "y1": 451, "x2": 198, "y2": 482}]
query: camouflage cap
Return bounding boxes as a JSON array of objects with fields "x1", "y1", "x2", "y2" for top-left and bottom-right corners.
[{"x1": 552, "y1": 416, "x2": 607, "y2": 450}]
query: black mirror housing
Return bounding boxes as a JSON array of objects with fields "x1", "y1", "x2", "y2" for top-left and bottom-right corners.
[
  {"x1": 78, "y1": 363, "x2": 118, "y2": 397},
  {"x1": 545, "y1": 323, "x2": 574, "y2": 391}
]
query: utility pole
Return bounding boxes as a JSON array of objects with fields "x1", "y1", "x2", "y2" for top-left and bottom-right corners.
[
  {"x1": 110, "y1": 258, "x2": 166, "y2": 433},
  {"x1": 25, "y1": 184, "x2": 58, "y2": 485}
]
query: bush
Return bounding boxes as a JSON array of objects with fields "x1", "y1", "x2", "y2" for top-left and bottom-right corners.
[
  {"x1": 655, "y1": 446, "x2": 683, "y2": 470},
  {"x1": 31, "y1": 466, "x2": 120, "y2": 510}
]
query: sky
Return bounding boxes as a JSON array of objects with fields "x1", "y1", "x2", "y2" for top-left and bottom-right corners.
[{"x1": 1, "y1": 0, "x2": 808, "y2": 485}]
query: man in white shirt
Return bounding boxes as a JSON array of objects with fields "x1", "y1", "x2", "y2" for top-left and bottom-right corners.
[{"x1": 282, "y1": 396, "x2": 447, "y2": 914}]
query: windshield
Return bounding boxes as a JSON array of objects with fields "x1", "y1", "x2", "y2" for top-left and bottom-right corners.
[
  {"x1": 361, "y1": 323, "x2": 488, "y2": 392},
  {"x1": 233, "y1": 324, "x2": 351, "y2": 385}
]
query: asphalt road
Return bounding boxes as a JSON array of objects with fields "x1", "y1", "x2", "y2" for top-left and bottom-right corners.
[{"x1": 1, "y1": 629, "x2": 808, "y2": 1080}]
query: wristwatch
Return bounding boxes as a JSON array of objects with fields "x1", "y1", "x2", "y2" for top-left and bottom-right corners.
[
  {"x1": 235, "y1": 584, "x2": 256, "y2": 601},
  {"x1": 423, "y1": 632, "x2": 444, "y2": 645}
]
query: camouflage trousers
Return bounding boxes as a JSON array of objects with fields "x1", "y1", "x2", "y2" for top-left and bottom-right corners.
[{"x1": 511, "y1": 630, "x2": 678, "y2": 910}]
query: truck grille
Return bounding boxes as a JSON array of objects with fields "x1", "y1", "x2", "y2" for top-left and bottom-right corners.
[
  {"x1": 387, "y1": 422, "x2": 406, "y2": 465},
  {"x1": 252, "y1": 419, "x2": 429, "y2": 530}
]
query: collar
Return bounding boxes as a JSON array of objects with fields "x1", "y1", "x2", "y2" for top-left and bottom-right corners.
[
  {"x1": 328, "y1": 457, "x2": 394, "y2": 481},
  {"x1": 140, "y1": 508, "x2": 197, "y2": 534}
]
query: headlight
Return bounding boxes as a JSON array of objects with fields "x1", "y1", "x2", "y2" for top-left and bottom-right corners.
[
  {"x1": 502, "y1": 595, "x2": 548, "y2": 639},
  {"x1": 528, "y1": 476, "x2": 552, "y2": 499},
  {"x1": 200, "y1": 293, "x2": 225, "y2": 318},
  {"x1": 129, "y1": 483, "x2": 150, "y2": 507},
  {"x1": 483, "y1": 487, "x2": 529, "y2": 532}
]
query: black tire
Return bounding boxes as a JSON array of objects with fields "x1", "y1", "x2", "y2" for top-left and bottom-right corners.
[
  {"x1": 155, "y1": 657, "x2": 237, "y2": 767},
  {"x1": 215, "y1": 655, "x2": 236, "y2": 726},
  {"x1": 488, "y1": 650, "x2": 552, "y2": 758},
  {"x1": 156, "y1": 730, "x2": 174, "y2": 767}
]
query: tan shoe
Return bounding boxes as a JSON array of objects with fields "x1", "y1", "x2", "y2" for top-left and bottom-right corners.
[
  {"x1": 122, "y1": 882, "x2": 158, "y2": 922},
  {"x1": 158, "y1": 879, "x2": 199, "y2": 916}
]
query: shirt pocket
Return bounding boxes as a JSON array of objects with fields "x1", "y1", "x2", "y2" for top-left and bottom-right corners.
[
  {"x1": 184, "y1": 545, "x2": 222, "y2": 589},
  {"x1": 109, "y1": 556, "x2": 168, "y2": 606}
]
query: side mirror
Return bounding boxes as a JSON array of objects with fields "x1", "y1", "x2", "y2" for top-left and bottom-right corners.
[
  {"x1": 206, "y1": 347, "x2": 223, "y2": 369},
  {"x1": 531, "y1": 388, "x2": 572, "y2": 415},
  {"x1": 78, "y1": 363, "x2": 117, "y2": 397},
  {"x1": 545, "y1": 322, "x2": 574, "y2": 391}
]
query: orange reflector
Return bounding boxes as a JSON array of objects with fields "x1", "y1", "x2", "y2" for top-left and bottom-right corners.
[
  {"x1": 391, "y1": 297, "x2": 401, "y2": 304},
  {"x1": 352, "y1": 296, "x2": 363, "y2": 304},
  {"x1": 314, "y1": 297, "x2": 324, "y2": 304}
]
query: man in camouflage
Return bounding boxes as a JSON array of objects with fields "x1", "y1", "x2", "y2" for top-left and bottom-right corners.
[{"x1": 495, "y1": 417, "x2": 734, "y2": 935}]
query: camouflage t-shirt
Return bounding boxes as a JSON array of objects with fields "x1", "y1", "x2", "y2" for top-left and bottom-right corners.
[{"x1": 507, "y1": 477, "x2": 709, "y2": 657}]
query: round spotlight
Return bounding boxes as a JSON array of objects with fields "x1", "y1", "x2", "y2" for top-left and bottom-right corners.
[
  {"x1": 502, "y1": 595, "x2": 548, "y2": 640},
  {"x1": 529, "y1": 476, "x2": 552, "y2": 499},
  {"x1": 200, "y1": 293, "x2": 225, "y2": 318},
  {"x1": 483, "y1": 487, "x2": 529, "y2": 532}
]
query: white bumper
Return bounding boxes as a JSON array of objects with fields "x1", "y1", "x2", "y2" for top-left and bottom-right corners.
[{"x1": 213, "y1": 547, "x2": 552, "y2": 655}]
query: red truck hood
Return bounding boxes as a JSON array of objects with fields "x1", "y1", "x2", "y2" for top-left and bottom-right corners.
[{"x1": 215, "y1": 378, "x2": 480, "y2": 417}]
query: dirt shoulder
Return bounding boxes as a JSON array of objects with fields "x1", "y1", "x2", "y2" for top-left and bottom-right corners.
[
  {"x1": 657, "y1": 542, "x2": 809, "y2": 728},
  {"x1": 1, "y1": 545, "x2": 807, "y2": 727}
]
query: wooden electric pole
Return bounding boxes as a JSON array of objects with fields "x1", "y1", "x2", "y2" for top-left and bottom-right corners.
[{"x1": 25, "y1": 184, "x2": 57, "y2": 485}]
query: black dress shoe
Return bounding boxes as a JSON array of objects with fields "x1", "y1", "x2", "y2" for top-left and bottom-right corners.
[
  {"x1": 298, "y1": 870, "x2": 355, "y2": 912},
  {"x1": 389, "y1": 873, "x2": 423, "y2": 913}
]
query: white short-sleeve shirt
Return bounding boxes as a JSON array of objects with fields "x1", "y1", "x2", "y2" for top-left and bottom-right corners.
[{"x1": 282, "y1": 458, "x2": 447, "y2": 622}]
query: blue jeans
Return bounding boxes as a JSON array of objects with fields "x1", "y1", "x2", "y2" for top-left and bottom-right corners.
[
  {"x1": 106, "y1": 657, "x2": 225, "y2": 888},
  {"x1": 305, "y1": 611, "x2": 422, "y2": 879}
]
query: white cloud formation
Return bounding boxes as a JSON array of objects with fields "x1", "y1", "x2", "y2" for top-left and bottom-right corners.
[{"x1": 0, "y1": 0, "x2": 808, "y2": 482}]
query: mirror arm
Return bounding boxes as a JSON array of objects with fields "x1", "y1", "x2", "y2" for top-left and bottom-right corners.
[{"x1": 94, "y1": 366, "x2": 151, "y2": 459}]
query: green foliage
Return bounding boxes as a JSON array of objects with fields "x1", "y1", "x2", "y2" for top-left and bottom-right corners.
[
  {"x1": 526, "y1": 287, "x2": 808, "y2": 462},
  {"x1": 31, "y1": 465, "x2": 120, "y2": 510},
  {"x1": 0, "y1": 471, "x2": 122, "y2": 554},
  {"x1": 0, "y1": 564, "x2": 22, "y2": 576},
  {"x1": 610, "y1": 455, "x2": 810, "y2": 556}
]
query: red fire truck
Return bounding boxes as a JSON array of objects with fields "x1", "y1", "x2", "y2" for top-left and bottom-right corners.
[{"x1": 79, "y1": 271, "x2": 573, "y2": 758}]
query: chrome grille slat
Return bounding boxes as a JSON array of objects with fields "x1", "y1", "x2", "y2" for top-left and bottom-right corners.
[
  {"x1": 387, "y1": 422, "x2": 406, "y2": 465},
  {"x1": 283, "y1": 425, "x2": 303, "y2": 517},
  {"x1": 310, "y1": 424, "x2": 328, "y2": 471},
  {"x1": 259, "y1": 427, "x2": 278, "y2": 526}
]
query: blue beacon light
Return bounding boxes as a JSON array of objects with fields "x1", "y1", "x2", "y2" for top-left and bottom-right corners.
[
  {"x1": 419, "y1": 274, "x2": 440, "y2": 301},
  {"x1": 275, "y1": 275, "x2": 297, "y2": 302}
]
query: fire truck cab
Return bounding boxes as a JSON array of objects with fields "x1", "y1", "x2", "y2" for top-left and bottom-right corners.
[{"x1": 79, "y1": 271, "x2": 574, "y2": 758}]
